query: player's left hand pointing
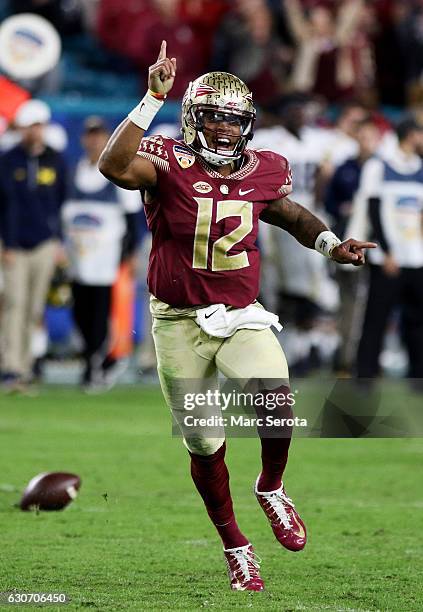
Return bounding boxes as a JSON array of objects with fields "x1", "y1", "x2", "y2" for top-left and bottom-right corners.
[{"x1": 331, "y1": 238, "x2": 377, "y2": 266}]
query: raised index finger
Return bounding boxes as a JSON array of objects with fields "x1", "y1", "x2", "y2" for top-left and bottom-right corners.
[
  {"x1": 352, "y1": 241, "x2": 377, "y2": 249},
  {"x1": 157, "y1": 40, "x2": 167, "y2": 61}
]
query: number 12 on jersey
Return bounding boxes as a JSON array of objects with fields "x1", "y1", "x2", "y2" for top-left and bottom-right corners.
[{"x1": 192, "y1": 197, "x2": 253, "y2": 271}]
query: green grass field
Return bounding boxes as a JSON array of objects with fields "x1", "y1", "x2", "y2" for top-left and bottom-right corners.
[{"x1": 0, "y1": 386, "x2": 422, "y2": 611}]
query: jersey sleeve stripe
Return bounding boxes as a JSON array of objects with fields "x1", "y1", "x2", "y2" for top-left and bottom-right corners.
[
  {"x1": 278, "y1": 184, "x2": 293, "y2": 196},
  {"x1": 136, "y1": 151, "x2": 170, "y2": 173}
]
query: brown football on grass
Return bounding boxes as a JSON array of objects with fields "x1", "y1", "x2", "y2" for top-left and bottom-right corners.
[{"x1": 20, "y1": 472, "x2": 81, "y2": 511}]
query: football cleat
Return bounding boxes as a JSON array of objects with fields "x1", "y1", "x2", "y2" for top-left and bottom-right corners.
[
  {"x1": 223, "y1": 543, "x2": 264, "y2": 591},
  {"x1": 255, "y1": 477, "x2": 307, "y2": 552}
]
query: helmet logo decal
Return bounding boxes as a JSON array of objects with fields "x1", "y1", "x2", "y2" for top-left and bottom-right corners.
[
  {"x1": 173, "y1": 144, "x2": 196, "y2": 169},
  {"x1": 194, "y1": 83, "x2": 219, "y2": 97}
]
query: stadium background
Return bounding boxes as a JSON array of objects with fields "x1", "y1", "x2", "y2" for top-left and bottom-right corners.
[
  {"x1": 1, "y1": 1, "x2": 422, "y2": 610},
  {"x1": 2, "y1": 0, "x2": 422, "y2": 378}
]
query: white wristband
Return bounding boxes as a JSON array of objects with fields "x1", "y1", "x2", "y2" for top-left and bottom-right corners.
[
  {"x1": 128, "y1": 92, "x2": 164, "y2": 131},
  {"x1": 315, "y1": 231, "x2": 342, "y2": 258}
]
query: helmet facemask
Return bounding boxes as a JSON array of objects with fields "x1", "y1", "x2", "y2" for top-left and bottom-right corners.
[{"x1": 188, "y1": 105, "x2": 255, "y2": 167}]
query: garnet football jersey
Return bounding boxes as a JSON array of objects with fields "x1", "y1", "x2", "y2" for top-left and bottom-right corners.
[{"x1": 137, "y1": 136, "x2": 292, "y2": 308}]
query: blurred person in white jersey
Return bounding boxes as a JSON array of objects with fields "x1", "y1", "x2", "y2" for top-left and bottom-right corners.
[
  {"x1": 348, "y1": 118, "x2": 423, "y2": 386},
  {"x1": 252, "y1": 94, "x2": 338, "y2": 372},
  {"x1": 62, "y1": 117, "x2": 141, "y2": 391},
  {"x1": 325, "y1": 117, "x2": 381, "y2": 375}
]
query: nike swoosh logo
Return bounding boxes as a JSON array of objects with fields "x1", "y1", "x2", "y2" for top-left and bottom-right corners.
[
  {"x1": 239, "y1": 188, "x2": 254, "y2": 196},
  {"x1": 205, "y1": 309, "x2": 219, "y2": 320},
  {"x1": 291, "y1": 515, "x2": 306, "y2": 539}
]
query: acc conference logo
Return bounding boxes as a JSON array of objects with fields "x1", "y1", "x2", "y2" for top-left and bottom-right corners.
[{"x1": 0, "y1": 13, "x2": 61, "y2": 79}]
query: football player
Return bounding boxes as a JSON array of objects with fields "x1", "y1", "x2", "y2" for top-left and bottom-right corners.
[{"x1": 99, "y1": 41, "x2": 375, "y2": 591}]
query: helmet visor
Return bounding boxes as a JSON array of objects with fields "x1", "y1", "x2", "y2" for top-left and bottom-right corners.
[{"x1": 191, "y1": 106, "x2": 254, "y2": 137}]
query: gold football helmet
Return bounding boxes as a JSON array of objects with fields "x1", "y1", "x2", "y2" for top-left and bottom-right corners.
[{"x1": 181, "y1": 72, "x2": 256, "y2": 166}]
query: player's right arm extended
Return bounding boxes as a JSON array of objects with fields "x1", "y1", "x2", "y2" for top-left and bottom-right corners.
[{"x1": 99, "y1": 41, "x2": 176, "y2": 190}]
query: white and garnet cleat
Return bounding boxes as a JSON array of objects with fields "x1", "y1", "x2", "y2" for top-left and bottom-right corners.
[
  {"x1": 255, "y1": 476, "x2": 307, "y2": 552},
  {"x1": 223, "y1": 543, "x2": 264, "y2": 591}
]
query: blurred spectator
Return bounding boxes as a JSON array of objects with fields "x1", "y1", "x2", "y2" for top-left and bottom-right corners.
[
  {"x1": 96, "y1": 0, "x2": 148, "y2": 58},
  {"x1": 283, "y1": 0, "x2": 375, "y2": 102},
  {"x1": 370, "y1": 0, "x2": 405, "y2": 106},
  {"x1": 97, "y1": 0, "x2": 227, "y2": 98},
  {"x1": 325, "y1": 117, "x2": 381, "y2": 374},
  {"x1": 326, "y1": 118, "x2": 381, "y2": 236},
  {"x1": 253, "y1": 94, "x2": 338, "y2": 372},
  {"x1": 349, "y1": 118, "x2": 423, "y2": 382},
  {"x1": 62, "y1": 117, "x2": 141, "y2": 391},
  {"x1": 1, "y1": 120, "x2": 68, "y2": 154},
  {"x1": 9, "y1": 0, "x2": 83, "y2": 35},
  {"x1": 325, "y1": 102, "x2": 369, "y2": 165},
  {"x1": 315, "y1": 101, "x2": 369, "y2": 205},
  {"x1": 179, "y1": 0, "x2": 229, "y2": 58},
  {"x1": 213, "y1": 0, "x2": 293, "y2": 104},
  {"x1": 394, "y1": 0, "x2": 423, "y2": 105},
  {"x1": 0, "y1": 99, "x2": 67, "y2": 391},
  {"x1": 79, "y1": 0, "x2": 101, "y2": 33}
]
